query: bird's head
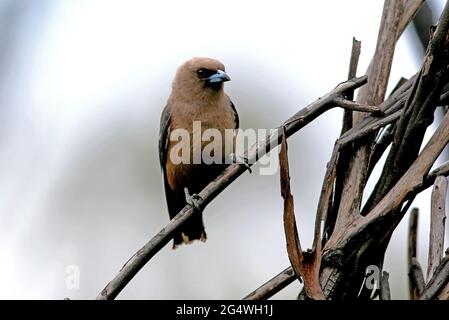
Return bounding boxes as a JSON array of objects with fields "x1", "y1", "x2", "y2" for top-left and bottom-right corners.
[{"x1": 172, "y1": 57, "x2": 231, "y2": 96}]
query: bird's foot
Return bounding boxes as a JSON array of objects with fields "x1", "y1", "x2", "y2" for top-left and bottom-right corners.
[
  {"x1": 184, "y1": 187, "x2": 202, "y2": 213},
  {"x1": 229, "y1": 153, "x2": 252, "y2": 174}
]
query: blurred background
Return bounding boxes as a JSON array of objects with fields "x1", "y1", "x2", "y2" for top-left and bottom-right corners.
[{"x1": 0, "y1": 0, "x2": 447, "y2": 299}]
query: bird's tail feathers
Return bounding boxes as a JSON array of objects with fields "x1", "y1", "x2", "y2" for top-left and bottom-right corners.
[{"x1": 172, "y1": 215, "x2": 207, "y2": 249}]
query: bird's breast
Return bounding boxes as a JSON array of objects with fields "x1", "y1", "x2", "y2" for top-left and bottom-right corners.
[{"x1": 165, "y1": 102, "x2": 237, "y2": 192}]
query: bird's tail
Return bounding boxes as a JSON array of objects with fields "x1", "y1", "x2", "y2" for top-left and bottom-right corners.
[{"x1": 172, "y1": 213, "x2": 207, "y2": 249}]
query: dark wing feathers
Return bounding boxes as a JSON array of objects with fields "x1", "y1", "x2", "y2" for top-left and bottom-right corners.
[
  {"x1": 159, "y1": 104, "x2": 171, "y2": 168},
  {"x1": 159, "y1": 104, "x2": 181, "y2": 219},
  {"x1": 229, "y1": 99, "x2": 239, "y2": 129}
]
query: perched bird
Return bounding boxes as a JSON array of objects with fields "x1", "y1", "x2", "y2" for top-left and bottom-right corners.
[{"x1": 159, "y1": 57, "x2": 239, "y2": 248}]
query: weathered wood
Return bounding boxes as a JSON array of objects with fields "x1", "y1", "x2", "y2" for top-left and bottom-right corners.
[
  {"x1": 280, "y1": 128, "x2": 324, "y2": 300},
  {"x1": 380, "y1": 271, "x2": 391, "y2": 300},
  {"x1": 243, "y1": 267, "x2": 296, "y2": 300},
  {"x1": 427, "y1": 176, "x2": 447, "y2": 281},
  {"x1": 409, "y1": 257, "x2": 425, "y2": 298},
  {"x1": 420, "y1": 256, "x2": 449, "y2": 300},
  {"x1": 408, "y1": 208, "x2": 419, "y2": 299}
]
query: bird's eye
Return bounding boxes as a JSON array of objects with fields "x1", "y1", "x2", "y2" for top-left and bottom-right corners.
[{"x1": 196, "y1": 68, "x2": 207, "y2": 78}]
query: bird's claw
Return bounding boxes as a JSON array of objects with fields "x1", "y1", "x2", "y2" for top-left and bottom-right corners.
[
  {"x1": 229, "y1": 153, "x2": 252, "y2": 174},
  {"x1": 184, "y1": 187, "x2": 202, "y2": 213}
]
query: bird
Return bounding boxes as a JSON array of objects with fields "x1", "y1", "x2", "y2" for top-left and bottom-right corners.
[{"x1": 159, "y1": 57, "x2": 239, "y2": 249}]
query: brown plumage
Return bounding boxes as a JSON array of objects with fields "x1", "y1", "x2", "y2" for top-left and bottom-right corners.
[{"x1": 159, "y1": 57, "x2": 239, "y2": 248}]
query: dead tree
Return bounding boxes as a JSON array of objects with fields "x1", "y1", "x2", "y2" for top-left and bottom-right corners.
[{"x1": 97, "y1": 0, "x2": 449, "y2": 300}]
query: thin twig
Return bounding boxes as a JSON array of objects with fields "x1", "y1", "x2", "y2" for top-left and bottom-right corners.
[
  {"x1": 242, "y1": 267, "x2": 296, "y2": 300},
  {"x1": 332, "y1": 97, "x2": 381, "y2": 113},
  {"x1": 338, "y1": 110, "x2": 401, "y2": 147},
  {"x1": 341, "y1": 37, "x2": 362, "y2": 134},
  {"x1": 408, "y1": 208, "x2": 419, "y2": 299},
  {"x1": 427, "y1": 176, "x2": 447, "y2": 281},
  {"x1": 318, "y1": 143, "x2": 339, "y2": 243}
]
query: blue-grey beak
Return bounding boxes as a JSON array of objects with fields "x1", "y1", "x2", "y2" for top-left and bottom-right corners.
[{"x1": 207, "y1": 69, "x2": 231, "y2": 83}]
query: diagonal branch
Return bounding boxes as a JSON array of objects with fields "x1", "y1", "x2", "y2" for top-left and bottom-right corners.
[
  {"x1": 399, "y1": 0, "x2": 427, "y2": 39},
  {"x1": 333, "y1": 0, "x2": 404, "y2": 239},
  {"x1": 332, "y1": 97, "x2": 381, "y2": 113},
  {"x1": 96, "y1": 76, "x2": 370, "y2": 300},
  {"x1": 242, "y1": 267, "x2": 296, "y2": 300},
  {"x1": 318, "y1": 2, "x2": 449, "y2": 299},
  {"x1": 420, "y1": 255, "x2": 449, "y2": 300},
  {"x1": 328, "y1": 109, "x2": 449, "y2": 251},
  {"x1": 244, "y1": 161, "x2": 449, "y2": 300},
  {"x1": 437, "y1": 278, "x2": 449, "y2": 300},
  {"x1": 363, "y1": 0, "x2": 449, "y2": 213}
]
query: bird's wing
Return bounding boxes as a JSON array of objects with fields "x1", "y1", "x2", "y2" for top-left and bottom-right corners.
[
  {"x1": 159, "y1": 104, "x2": 171, "y2": 168},
  {"x1": 159, "y1": 104, "x2": 182, "y2": 219},
  {"x1": 230, "y1": 99, "x2": 239, "y2": 129}
]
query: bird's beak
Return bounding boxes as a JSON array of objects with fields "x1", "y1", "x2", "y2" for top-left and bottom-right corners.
[{"x1": 207, "y1": 69, "x2": 231, "y2": 83}]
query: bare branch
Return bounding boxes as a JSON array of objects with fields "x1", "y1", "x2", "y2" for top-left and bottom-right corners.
[
  {"x1": 280, "y1": 129, "x2": 324, "y2": 300},
  {"x1": 408, "y1": 207, "x2": 419, "y2": 266},
  {"x1": 356, "y1": 0, "x2": 404, "y2": 109},
  {"x1": 283, "y1": 77, "x2": 369, "y2": 129},
  {"x1": 420, "y1": 255, "x2": 449, "y2": 300},
  {"x1": 318, "y1": 143, "x2": 339, "y2": 243},
  {"x1": 408, "y1": 208, "x2": 419, "y2": 299},
  {"x1": 333, "y1": 0, "x2": 405, "y2": 241},
  {"x1": 247, "y1": 1, "x2": 447, "y2": 301},
  {"x1": 245, "y1": 159, "x2": 449, "y2": 300},
  {"x1": 347, "y1": 37, "x2": 362, "y2": 84},
  {"x1": 368, "y1": 124, "x2": 396, "y2": 176},
  {"x1": 332, "y1": 97, "x2": 381, "y2": 113},
  {"x1": 338, "y1": 110, "x2": 401, "y2": 147},
  {"x1": 341, "y1": 37, "x2": 362, "y2": 133},
  {"x1": 437, "y1": 282, "x2": 449, "y2": 300},
  {"x1": 361, "y1": 111, "x2": 449, "y2": 232},
  {"x1": 242, "y1": 267, "x2": 296, "y2": 300},
  {"x1": 427, "y1": 176, "x2": 447, "y2": 281},
  {"x1": 407, "y1": 161, "x2": 449, "y2": 201},
  {"x1": 363, "y1": 0, "x2": 449, "y2": 213},
  {"x1": 322, "y1": 109, "x2": 449, "y2": 299},
  {"x1": 409, "y1": 258, "x2": 425, "y2": 298},
  {"x1": 323, "y1": 38, "x2": 364, "y2": 246},
  {"x1": 399, "y1": 0, "x2": 426, "y2": 39},
  {"x1": 429, "y1": 161, "x2": 449, "y2": 178},
  {"x1": 380, "y1": 271, "x2": 391, "y2": 300}
]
